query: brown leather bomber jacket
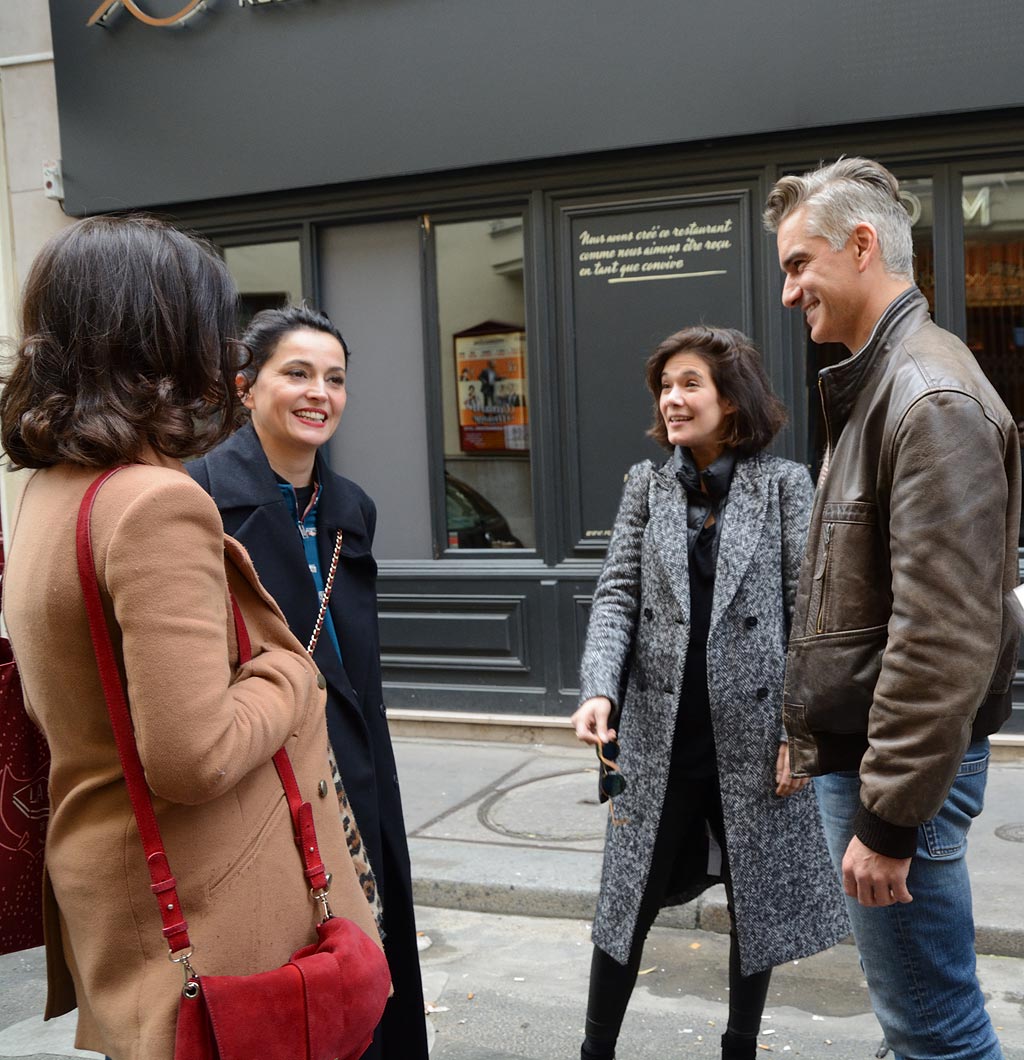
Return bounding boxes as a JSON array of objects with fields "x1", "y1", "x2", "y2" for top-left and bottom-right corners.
[{"x1": 783, "y1": 287, "x2": 1021, "y2": 858}]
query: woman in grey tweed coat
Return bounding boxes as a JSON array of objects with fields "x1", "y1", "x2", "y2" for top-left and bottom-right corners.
[{"x1": 572, "y1": 326, "x2": 849, "y2": 1060}]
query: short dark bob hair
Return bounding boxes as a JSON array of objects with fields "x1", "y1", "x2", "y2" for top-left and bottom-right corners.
[
  {"x1": 645, "y1": 325, "x2": 787, "y2": 455},
  {"x1": 238, "y1": 304, "x2": 349, "y2": 389},
  {"x1": 0, "y1": 215, "x2": 241, "y2": 469}
]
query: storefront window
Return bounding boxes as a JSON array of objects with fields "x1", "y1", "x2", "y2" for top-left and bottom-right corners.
[
  {"x1": 434, "y1": 217, "x2": 534, "y2": 550},
  {"x1": 806, "y1": 178, "x2": 934, "y2": 467},
  {"x1": 962, "y1": 172, "x2": 1024, "y2": 435},
  {"x1": 223, "y1": 240, "x2": 302, "y2": 325}
]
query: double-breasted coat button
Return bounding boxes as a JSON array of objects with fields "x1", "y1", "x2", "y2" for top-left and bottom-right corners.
[
  {"x1": 316, "y1": 671, "x2": 327, "y2": 690},
  {"x1": 745, "y1": 616, "x2": 758, "y2": 629},
  {"x1": 756, "y1": 687, "x2": 769, "y2": 699},
  {"x1": 643, "y1": 607, "x2": 653, "y2": 620},
  {"x1": 379, "y1": 702, "x2": 387, "y2": 717},
  {"x1": 318, "y1": 779, "x2": 330, "y2": 798}
]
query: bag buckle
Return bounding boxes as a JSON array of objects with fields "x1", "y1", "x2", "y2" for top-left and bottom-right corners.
[
  {"x1": 311, "y1": 880, "x2": 334, "y2": 924},
  {"x1": 169, "y1": 946, "x2": 200, "y2": 998}
]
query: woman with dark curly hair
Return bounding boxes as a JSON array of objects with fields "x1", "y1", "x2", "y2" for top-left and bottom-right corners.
[
  {"x1": 0, "y1": 217, "x2": 387, "y2": 1060},
  {"x1": 571, "y1": 326, "x2": 849, "y2": 1060}
]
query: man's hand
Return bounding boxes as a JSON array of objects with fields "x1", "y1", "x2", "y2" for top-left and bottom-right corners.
[
  {"x1": 774, "y1": 742, "x2": 810, "y2": 797},
  {"x1": 842, "y1": 835, "x2": 913, "y2": 907},
  {"x1": 570, "y1": 696, "x2": 616, "y2": 747}
]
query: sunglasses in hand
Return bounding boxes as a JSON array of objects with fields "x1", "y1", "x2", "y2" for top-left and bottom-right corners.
[{"x1": 596, "y1": 741, "x2": 628, "y2": 826}]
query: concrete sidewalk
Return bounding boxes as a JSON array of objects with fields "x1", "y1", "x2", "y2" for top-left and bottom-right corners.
[
  {"x1": 395, "y1": 737, "x2": 1024, "y2": 957},
  {"x1": 2, "y1": 736, "x2": 1021, "y2": 1059}
]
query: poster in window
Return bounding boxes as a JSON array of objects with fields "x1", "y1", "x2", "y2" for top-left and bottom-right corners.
[{"x1": 454, "y1": 321, "x2": 529, "y2": 453}]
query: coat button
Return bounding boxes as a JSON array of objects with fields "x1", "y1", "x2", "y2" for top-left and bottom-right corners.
[
  {"x1": 639, "y1": 683, "x2": 647, "y2": 693},
  {"x1": 756, "y1": 687, "x2": 769, "y2": 699},
  {"x1": 643, "y1": 608, "x2": 653, "y2": 620},
  {"x1": 318, "y1": 779, "x2": 329, "y2": 798},
  {"x1": 745, "y1": 616, "x2": 758, "y2": 629},
  {"x1": 316, "y1": 672, "x2": 327, "y2": 690},
  {"x1": 379, "y1": 702, "x2": 387, "y2": 718},
  {"x1": 392, "y1": 773, "x2": 400, "y2": 787}
]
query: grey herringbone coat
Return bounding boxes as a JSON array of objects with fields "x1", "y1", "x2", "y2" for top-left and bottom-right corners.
[{"x1": 580, "y1": 452, "x2": 850, "y2": 975}]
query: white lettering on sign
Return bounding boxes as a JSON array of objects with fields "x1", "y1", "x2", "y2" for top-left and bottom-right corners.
[{"x1": 575, "y1": 216, "x2": 734, "y2": 285}]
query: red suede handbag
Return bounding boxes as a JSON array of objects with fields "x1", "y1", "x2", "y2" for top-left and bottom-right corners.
[{"x1": 77, "y1": 469, "x2": 391, "y2": 1060}]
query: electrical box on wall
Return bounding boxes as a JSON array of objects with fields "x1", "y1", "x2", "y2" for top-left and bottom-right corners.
[{"x1": 42, "y1": 160, "x2": 64, "y2": 200}]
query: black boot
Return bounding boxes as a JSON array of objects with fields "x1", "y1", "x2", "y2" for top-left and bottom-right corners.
[
  {"x1": 721, "y1": 1029, "x2": 758, "y2": 1060},
  {"x1": 581, "y1": 1038, "x2": 615, "y2": 1060}
]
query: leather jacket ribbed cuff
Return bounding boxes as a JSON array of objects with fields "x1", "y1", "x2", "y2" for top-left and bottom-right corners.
[{"x1": 853, "y1": 804, "x2": 918, "y2": 860}]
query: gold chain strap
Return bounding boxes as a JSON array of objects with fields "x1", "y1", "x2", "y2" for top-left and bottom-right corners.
[{"x1": 306, "y1": 530, "x2": 343, "y2": 655}]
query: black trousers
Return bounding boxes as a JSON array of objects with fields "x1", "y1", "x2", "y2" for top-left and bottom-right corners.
[{"x1": 583, "y1": 771, "x2": 771, "y2": 1055}]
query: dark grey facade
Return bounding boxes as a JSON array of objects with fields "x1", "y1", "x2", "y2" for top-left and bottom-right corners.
[
  {"x1": 48, "y1": 1, "x2": 1024, "y2": 721},
  {"x1": 49, "y1": 0, "x2": 1024, "y2": 216}
]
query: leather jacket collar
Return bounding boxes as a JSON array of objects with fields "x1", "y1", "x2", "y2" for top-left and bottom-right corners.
[{"x1": 818, "y1": 286, "x2": 928, "y2": 436}]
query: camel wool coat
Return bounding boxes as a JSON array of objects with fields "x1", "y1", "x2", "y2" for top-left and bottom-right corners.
[
  {"x1": 580, "y1": 452, "x2": 850, "y2": 975},
  {"x1": 2, "y1": 458, "x2": 385, "y2": 1060}
]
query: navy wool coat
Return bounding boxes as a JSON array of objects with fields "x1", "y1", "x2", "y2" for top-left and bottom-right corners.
[
  {"x1": 579, "y1": 452, "x2": 850, "y2": 975},
  {"x1": 189, "y1": 422, "x2": 426, "y2": 1060}
]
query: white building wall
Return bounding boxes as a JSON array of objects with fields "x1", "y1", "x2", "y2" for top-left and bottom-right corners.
[{"x1": 0, "y1": 0, "x2": 70, "y2": 551}]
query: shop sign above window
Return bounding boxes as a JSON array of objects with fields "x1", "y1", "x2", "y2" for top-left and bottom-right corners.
[{"x1": 88, "y1": 0, "x2": 296, "y2": 29}]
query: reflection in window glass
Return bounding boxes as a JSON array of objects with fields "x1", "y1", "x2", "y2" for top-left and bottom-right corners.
[
  {"x1": 962, "y1": 172, "x2": 1024, "y2": 549},
  {"x1": 223, "y1": 241, "x2": 302, "y2": 326},
  {"x1": 435, "y1": 218, "x2": 534, "y2": 549},
  {"x1": 962, "y1": 172, "x2": 1024, "y2": 430},
  {"x1": 806, "y1": 179, "x2": 934, "y2": 468}
]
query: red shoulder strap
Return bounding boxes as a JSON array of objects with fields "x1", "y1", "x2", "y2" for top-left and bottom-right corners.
[
  {"x1": 230, "y1": 580, "x2": 328, "y2": 893},
  {"x1": 76, "y1": 468, "x2": 191, "y2": 953},
  {"x1": 76, "y1": 470, "x2": 329, "y2": 960}
]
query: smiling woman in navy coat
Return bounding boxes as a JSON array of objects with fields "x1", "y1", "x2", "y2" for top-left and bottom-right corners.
[{"x1": 188, "y1": 305, "x2": 427, "y2": 1060}]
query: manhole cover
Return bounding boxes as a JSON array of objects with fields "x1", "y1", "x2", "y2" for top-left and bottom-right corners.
[
  {"x1": 995, "y1": 823, "x2": 1024, "y2": 843},
  {"x1": 478, "y1": 770, "x2": 606, "y2": 843}
]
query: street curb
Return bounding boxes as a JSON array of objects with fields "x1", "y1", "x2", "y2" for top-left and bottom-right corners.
[
  {"x1": 412, "y1": 881, "x2": 726, "y2": 937},
  {"x1": 412, "y1": 879, "x2": 1024, "y2": 959}
]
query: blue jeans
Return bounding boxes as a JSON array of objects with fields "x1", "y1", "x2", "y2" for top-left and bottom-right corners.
[{"x1": 815, "y1": 739, "x2": 1002, "y2": 1060}]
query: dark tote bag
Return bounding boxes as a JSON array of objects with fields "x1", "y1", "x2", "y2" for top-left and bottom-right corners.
[{"x1": 0, "y1": 632, "x2": 49, "y2": 955}]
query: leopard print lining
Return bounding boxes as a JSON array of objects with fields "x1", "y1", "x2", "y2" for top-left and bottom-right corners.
[{"x1": 327, "y1": 741, "x2": 385, "y2": 936}]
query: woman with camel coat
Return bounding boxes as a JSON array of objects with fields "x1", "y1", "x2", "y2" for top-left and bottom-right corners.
[{"x1": 0, "y1": 218, "x2": 387, "y2": 1060}]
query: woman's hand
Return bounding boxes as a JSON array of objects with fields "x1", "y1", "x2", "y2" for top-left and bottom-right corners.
[
  {"x1": 775, "y1": 741, "x2": 809, "y2": 797},
  {"x1": 571, "y1": 696, "x2": 617, "y2": 747}
]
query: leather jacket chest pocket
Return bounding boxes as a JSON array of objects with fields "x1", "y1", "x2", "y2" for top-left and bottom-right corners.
[{"x1": 808, "y1": 501, "x2": 890, "y2": 635}]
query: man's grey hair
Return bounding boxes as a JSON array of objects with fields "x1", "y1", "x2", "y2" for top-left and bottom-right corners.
[{"x1": 763, "y1": 157, "x2": 914, "y2": 280}]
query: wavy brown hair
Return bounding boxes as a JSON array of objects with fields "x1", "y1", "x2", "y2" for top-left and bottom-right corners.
[
  {"x1": 644, "y1": 325, "x2": 787, "y2": 455},
  {"x1": 0, "y1": 215, "x2": 243, "y2": 469}
]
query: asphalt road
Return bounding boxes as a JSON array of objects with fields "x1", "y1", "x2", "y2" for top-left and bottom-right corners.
[
  {"x1": 3, "y1": 906, "x2": 1023, "y2": 1059},
  {"x1": 417, "y1": 907, "x2": 1024, "y2": 1060}
]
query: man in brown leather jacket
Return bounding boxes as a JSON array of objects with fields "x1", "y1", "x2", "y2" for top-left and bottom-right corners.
[{"x1": 765, "y1": 157, "x2": 1020, "y2": 1060}]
